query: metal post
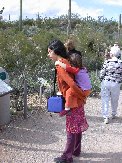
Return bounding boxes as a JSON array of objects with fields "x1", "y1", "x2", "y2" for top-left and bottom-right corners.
[
  {"x1": 67, "y1": 0, "x2": 71, "y2": 36},
  {"x1": 19, "y1": 0, "x2": 22, "y2": 31}
]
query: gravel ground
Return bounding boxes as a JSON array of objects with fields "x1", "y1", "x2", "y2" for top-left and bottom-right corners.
[{"x1": 0, "y1": 91, "x2": 122, "y2": 163}]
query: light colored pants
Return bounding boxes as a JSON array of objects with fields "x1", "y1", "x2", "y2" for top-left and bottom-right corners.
[{"x1": 101, "y1": 80, "x2": 120, "y2": 118}]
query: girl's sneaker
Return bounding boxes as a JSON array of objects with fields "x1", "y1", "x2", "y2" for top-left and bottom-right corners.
[
  {"x1": 104, "y1": 117, "x2": 109, "y2": 124},
  {"x1": 59, "y1": 110, "x2": 71, "y2": 117}
]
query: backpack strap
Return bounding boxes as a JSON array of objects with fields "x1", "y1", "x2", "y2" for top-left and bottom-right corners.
[{"x1": 53, "y1": 68, "x2": 57, "y2": 95}]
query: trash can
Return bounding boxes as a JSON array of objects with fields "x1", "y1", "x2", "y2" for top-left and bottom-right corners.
[
  {"x1": 0, "y1": 67, "x2": 9, "y2": 84},
  {"x1": 0, "y1": 67, "x2": 11, "y2": 126},
  {"x1": 0, "y1": 94, "x2": 10, "y2": 126}
]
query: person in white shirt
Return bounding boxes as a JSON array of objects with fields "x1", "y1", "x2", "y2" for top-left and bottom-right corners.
[{"x1": 100, "y1": 46, "x2": 122, "y2": 124}]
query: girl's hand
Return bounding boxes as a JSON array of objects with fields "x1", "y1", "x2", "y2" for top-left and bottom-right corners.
[
  {"x1": 55, "y1": 60, "x2": 60, "y2": 66},
  {"x1": 57, "y1": 91, "x2": 62, "y2": 95},
  {"x1": 55, "y1": 60, "x2": 66, "y2": 69}
]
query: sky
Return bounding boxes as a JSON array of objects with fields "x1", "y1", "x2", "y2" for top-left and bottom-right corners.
[{"x1": 0, "y1": 0, "x2": 122, "y2": 21}]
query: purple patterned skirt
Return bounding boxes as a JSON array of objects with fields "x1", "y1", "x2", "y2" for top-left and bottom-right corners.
[{"x1": 66, "y1": 105, "x2": 89, "y2": 134}]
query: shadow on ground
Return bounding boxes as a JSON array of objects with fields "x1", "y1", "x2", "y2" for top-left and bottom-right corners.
[
  {"x1": 75, "y1": 152, "x2": 122, "y2": 163},
  {"x1": 0, "y1": 111, "x2": 65, "y2": 145}
]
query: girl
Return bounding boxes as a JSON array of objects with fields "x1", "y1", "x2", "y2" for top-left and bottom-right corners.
[{"x1": 55, "y1": 53, "x2": 92, "y2": 116}]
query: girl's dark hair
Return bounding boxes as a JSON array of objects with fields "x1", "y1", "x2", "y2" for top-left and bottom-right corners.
[
  {"x1": 69, "y1": 53, "x2": 83, "y2": 69},
  {"x1": 48, "y1": 39, "x2": 68, "y2": 59}
]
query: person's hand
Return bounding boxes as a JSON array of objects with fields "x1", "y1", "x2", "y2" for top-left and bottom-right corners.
[
  {"x1": 55, "y1": 60, "x2": 66, "y2": 69},
  {"x1": 55, "y1": 60, "x2": 60, "y2": 66},
  {"x1": 57, "y1": 91, "x2": 62, "y2": 95}
]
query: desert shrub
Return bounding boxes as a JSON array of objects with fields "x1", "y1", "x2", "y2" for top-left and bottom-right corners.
[{"x1": 90, "y1": 71, "x2": 101, "y2": 96}]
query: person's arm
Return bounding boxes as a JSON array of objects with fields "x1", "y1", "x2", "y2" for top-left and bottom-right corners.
[
  {"x1": 57, "y1": 66, "x2": 85, "y2": 99},
  {"x1": 55, "y1": 60, "x2": 79, "y2": 74},
  {"x1": 99, "y1": 61, "x2": 107, "y2": 80},
  {"x1": 66, "y1": 65, "x2": 79, "y2": 74},
  {"x1": 120, "y1": 61, "x2": 122, "y2": 83}
]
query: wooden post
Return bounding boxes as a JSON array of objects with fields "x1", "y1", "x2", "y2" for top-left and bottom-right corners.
[
  {"x1": 37, "y1": 12, "x2": 40, "y2": 20},
  {"x1": 24, "y1": 79, "x2": 27, "y2": 119},
  {"x1": 39, "y1": 86, "x2": 43, "y2": 108},
  {"x1": 67, "y1": 0, "x2": 71, "y2": 36},
  {"x1": 118, "y1": 14, "x2": 121, "y2": 40},
  {"x1": 19, "y1": 0, "x2": 22, "y2": 31},
  {"x1": 9, "y1": 14, "x2": 10, "y2": 21}
]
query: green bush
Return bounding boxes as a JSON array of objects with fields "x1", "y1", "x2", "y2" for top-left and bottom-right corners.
[
  {"x1": 90, "y1": 71, "x2": 101, "y2": 96},
  {"x1": 0, "y1": 16, "x2": 120, "y2": 97}
]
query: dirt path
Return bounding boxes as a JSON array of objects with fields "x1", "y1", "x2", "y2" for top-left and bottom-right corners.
[{"x1": 0, "y1": 92, "x2": 122, "y2": 163}]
